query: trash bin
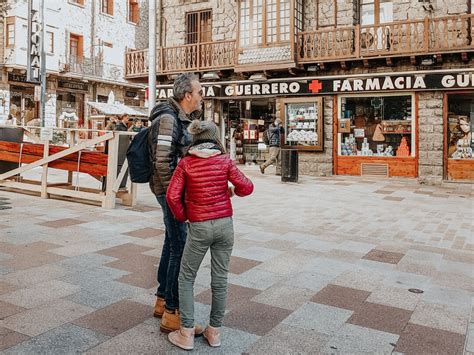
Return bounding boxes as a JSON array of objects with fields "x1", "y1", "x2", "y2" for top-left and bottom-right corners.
[{"x1": 280, "y1": 149, "x2": 298, "y2": 183}]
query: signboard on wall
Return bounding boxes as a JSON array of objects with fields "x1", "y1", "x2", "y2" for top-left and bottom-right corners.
[
  {"x1": 58, "y1": 80, "x2": 89, "y2": 92},
  {"x1": 27, "y1": 9, "x2": 41, "y2": 84},
  {"x1": 153, "y1": 72, "x2": 474, "y2": 99}
]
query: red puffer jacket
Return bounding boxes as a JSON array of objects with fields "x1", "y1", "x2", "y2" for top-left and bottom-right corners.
[{"x1": 166, "y1": 153, "x2": 253, "y2": 222}]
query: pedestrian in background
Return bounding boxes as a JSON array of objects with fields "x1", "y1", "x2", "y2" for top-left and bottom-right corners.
[
  {"x1": 148, "y1": 73, "x2": 203, "y2": 334},
  {"x1": 260, "y1": 117, "x2": 283, "y2": 174},
  {"x1": 115, "y1": 114, "x2": 130, "y2": 131},
  {"x1": 105, "y1": 116, "x2": 118, "y2": 130},
  {"x1": 128, "y1": 118, "x2": 144, "y2": 132},
  {"x1": 166, "y1": 120, "x2": 254, "y2": 350}
]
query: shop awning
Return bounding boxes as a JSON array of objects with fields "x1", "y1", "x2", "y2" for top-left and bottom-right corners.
[{"x1": 87, "y1": 102, "x2": 148, "y2": 117}]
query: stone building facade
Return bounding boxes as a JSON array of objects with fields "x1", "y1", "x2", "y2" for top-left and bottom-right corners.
[{"x1": 125, "y1": 0, "x2": 474, "y2": 183}]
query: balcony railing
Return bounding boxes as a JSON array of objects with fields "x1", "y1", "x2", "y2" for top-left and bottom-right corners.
[
  {"x1": 62, "y1": 55, "x2": 103, "y2": 77},
  {"x1": 125, "y1": 40, "x2": 236, "y2": 77},
  {"x1": 125, "y1": 14, "x2": 474, "y2": 78},
  {"x1": 298, "y1": 14, "x2": 474, "y2": 62}
]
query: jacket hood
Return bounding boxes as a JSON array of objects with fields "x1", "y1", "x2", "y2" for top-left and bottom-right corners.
[{"x1": 188, "y1": 142, "x2": 222, "y2": 158}]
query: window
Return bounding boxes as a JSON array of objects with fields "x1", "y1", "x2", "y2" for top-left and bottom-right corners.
[
  {"x1": 69, "y1": 33, "x2": 83, "y2": 60},
  {"x1": 186, "y1": 10, "x2": 212, "y2": 44},
  {"x1": 338, "y1": 94, "x2": 415, "y2": 158},
  {"x1": 447, "y1": 94, "x2": 474, "y2": 160},
  {"x1": 47, "y1": 31, "x2": 54, "y2": 54},
  {"x1": 239, "y1": 0, "x2": 291, "y2": 47},
  {"x1": 70, "y1": 0, "x2": 85, "y2": 5},
  {"x1": 6, "y1": 17, "x2": 15, "y2": 48},
  {"x1": 128, "y1": 0, "x2": 139, "y2": 24},
  {"x1": 360, "y1": 0, "x2": 393, "y2": 25},
  {"x1": 101, "y1": 0, "x2": 113, "y2": 16}
]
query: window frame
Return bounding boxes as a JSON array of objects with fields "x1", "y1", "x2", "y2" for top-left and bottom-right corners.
[
  {"x1": 360, "y1": 0, "x2": 393, "y2": 26},
  {"x1": 185, "y1": 9, "x2": 212, "y2": 44},
  {"x1": 46, "y1": 31, "x2": 54, "y2": 54},
  {"x1": 100, "y1": 0, "x2": 114, "y2": 16},
  {"x1": 69, "y1": 0, "x2": 85, "y2": 6},
  {"x1": 128, "y1": 0, "x2": 140, "y2": 24},
  {"x1": 238, "y1": 0, "x2": 291, "y2": 48},
  {"x1": 69, "y1": 33, "x2": 84, "y2": 59},
  {"x1": 5, "y1": 17, "x2": 15, "y2": 48}
]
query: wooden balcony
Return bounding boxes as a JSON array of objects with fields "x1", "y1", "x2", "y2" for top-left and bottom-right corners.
[
  {"x1": 125, "y1": 40, "x2": 236, "y2": 78},
  {"x1": 298, "y1": 14, "x2": 474, "y2": 63}
]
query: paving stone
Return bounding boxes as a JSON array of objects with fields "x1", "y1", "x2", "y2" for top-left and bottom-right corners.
[
  {"x1": 348, "y1": 302, "x2": 413, "y2": 335},
  {"x1": 228, "y1": 268, "x2": 283, "y2": 291},
  {"x1": 97, "y1": 243, "x2": 154, "y2": 259},
  {"x1": 38, "y1": 218, "x2": 86, "y2": 228},
  {"x1": 421, "y1": 285, "x2": 472, "y2": 313},
  {"x1": 0, "y1": 280, "x2": 79, "y2": 309},
  {"x1": 249, "y1": 323, "x2": 330, "y2": 353},
  {"x1": 325, "y1": 323, "x2": 398, "y2": 354},
  {"x1": 60, "y1": 266, "x2": 130, "y2": 289},
  {"x1": 363, "y1": 249, "x2": 405, "y2": 264},
  {"x1": 0, "y1": 299, "x2": 95, "y2": 337},
  {"x1": 311, "y1": 284, "x2": 370, "y2": 311},
  {"x1": 409, "y1": 301, "x2": 469, "y2": 334},
  {"x1": 0, "y1": 282, "x2": 18, "y2": 295},
  {"x1": 56, "y1": 253, "x2": 118, "y2": 271},
  {"x1": 116, "y1": 271, "x2": 157, "y2": 289},
  {"x1": 73, "y1": 300, "x2": 153, "y2": 337},
  {"x1": 0, "y1": 251, "x2": 65, "y2": 271},
  {"x1": 395, "y1": 323, "x2": 465, "y2": 355},
  {"x1": 3, "y1": 323, "x2": 108, "y2": 354},
  {"x1": 104, "y1": 253, "x2": 159, "y2": 273},
  {"x1": 224, "y1": 301, "x2": 291, "y2": 336},
  {"x1": 2, "y1": 265, "x2": 67, "y2": 288},
  {"x1": 0, "y1": 301, "x2": 27, "y2": 320},
  {"x1": 332, "y1": 269, "x2": 384, "y2": 292},
  {"x1": 228, "y1": 256, "x2": 262, "y2": 275},
  {"x1": 255, "y1": 249, "x2": 322, "y2": 275},
  {"x1": 231, "y1": 246, "x2": 283, "y2": 262},
  {"x1": 123, "y1": 227, "x2": 165, "y2": 239},
  {"x1": 251, "y1": 284, "x2": 315, "y2": 310},
  {"x1": 281, "y1": 271, "x2": 334, "y2": 292},
  {"x1": 336, "y1": 241, "x2": 377, "y2": 254},
  {"x1": 0, "y1": 326, "x2": 30, "y2": 351},
  {"x1": 196, "y1": 283, "x2": 261, "y2": 311},
  {"x1": 302, "y1": 257, "x2": 354, "y2": 277},
  {"x1": 366, "y1": 285, "x2": 421, "y2": 311},
  {"x1": 296, "y1": 239, "x2": 339, "y2": 252},
  {"x1": 282, "y1": 302, "x2": 353, "y2": 335}
]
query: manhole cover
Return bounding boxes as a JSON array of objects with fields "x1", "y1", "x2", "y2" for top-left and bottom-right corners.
[{"x1": 408, "y1": 288, "x2": 424, "y2": 294}]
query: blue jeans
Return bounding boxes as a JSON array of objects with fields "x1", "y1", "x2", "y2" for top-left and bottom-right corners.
[{"x1": 155, "y1": 194, "x2": 187, "y2": 311}]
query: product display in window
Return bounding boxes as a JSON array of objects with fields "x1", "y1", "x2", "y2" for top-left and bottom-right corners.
[
  {"x1": 339, "y1": 95, "x2": 414, "y2": 157},
  {"x1": 281, "y1": 98, "x2": 323, "y2": 151},
  {"x1": 448, "y1": 112, "x2": 472, "y2": 159}
]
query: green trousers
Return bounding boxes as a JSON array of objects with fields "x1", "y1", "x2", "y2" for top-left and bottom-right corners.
[{"x1": 178, "y1": 217, "x2": 234, "y2": 328}]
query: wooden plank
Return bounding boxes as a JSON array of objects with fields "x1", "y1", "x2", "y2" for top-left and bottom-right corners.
[
  {"x1": 112, "y1": 159, "x2": 128, "y2": 193},
  {"x1": 103, "y1": 134, "x2": 119, "y2": 209},
  {"x1": 337, "y1": 156, "x2": 417, "y2": 177},
  {"x1": 0, "y1": 133, "x2": 113, "y2": 181},
  {"x1": 447, "y1": 159, "x2": 474, "y2": 181},
  {"x1": 46, "y1": 186, "x2": 105, "y2": 202},
  {"x1": 41, "y1": 140, "x2": 49, "y2": 199},
  {"x1": 0, "y1": 152, "x2": 108, "y2": 176}
]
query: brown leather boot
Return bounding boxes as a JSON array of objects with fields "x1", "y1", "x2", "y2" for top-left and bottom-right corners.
[
  {"x1": 153, "y1": 297, "x2": 165, "y2": 318},
  {"x1": 160, "y1": 309, "x2": 181, "y2": 333},
  {"x1": 168, "y1": 327, "x2": 194, "y2": 350}
]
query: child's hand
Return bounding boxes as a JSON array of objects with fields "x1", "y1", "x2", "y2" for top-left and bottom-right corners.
[{"x1": 228, "y1": 186, "x2": 235, "y2": 198}]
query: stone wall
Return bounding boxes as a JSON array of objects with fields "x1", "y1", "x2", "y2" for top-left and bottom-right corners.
[
  {"x1": 162, "y1": 0, "x2": 237, "y2": 47},
  {"x1": 417, "y1": 91, "x2": 444, "y2": 184}
]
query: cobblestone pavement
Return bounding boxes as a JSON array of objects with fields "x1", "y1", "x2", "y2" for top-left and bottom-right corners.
[{"x1": 0, "y1": 167, "x2": 473, "y2": 354}]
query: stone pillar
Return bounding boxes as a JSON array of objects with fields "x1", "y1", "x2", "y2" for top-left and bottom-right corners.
[{"x1": 417, "y1": 91, "x2": 444, "y2": 184}]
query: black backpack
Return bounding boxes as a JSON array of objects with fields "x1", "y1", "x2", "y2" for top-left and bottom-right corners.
[{"x1": 126, "y1": 127, "x2": 152, "y2": 183}]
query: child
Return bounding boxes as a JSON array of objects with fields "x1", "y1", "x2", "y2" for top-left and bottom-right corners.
[{"x1": 166, "y1": 120, "x2": 253, "y2": 350}]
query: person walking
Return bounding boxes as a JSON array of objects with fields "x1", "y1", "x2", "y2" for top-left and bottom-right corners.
[
  {"x1": 148, "y1": 73, "x2": 203, "y2": 334},
  {"x1": 166, "y1": 120, "x2": 254, "y2": 350},
  {"x1": 260, "y1": 118, "x2": 283, "y2": 174},
  {"x1": 115, "y1": 114, "x2": 130, "y2": 131}
]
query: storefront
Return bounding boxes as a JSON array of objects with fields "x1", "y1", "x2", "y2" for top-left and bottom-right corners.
[
  {"x1": 7, "y1": 73, "x2": 38, "y2": 126},
  {"x1": 56, "y1": 80, "x2": 88, "y2": 128},
  {"x1": 445, "y1": 92, "x2": 474, "y2": 181}
]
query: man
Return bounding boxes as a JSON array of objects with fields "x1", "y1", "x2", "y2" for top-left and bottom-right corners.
[
  {"x1": 148, "y1": 72, "x2": 203, "y2": 334},
  {"x1": 128, "y1": 118, "x2": 144, "y2": 132},
  {"x1": 260, "y1": 118, "x2": 283, "y2": 174},
  {"x1": 115, "y1": 114, "x2": 130, "y2": 131}
]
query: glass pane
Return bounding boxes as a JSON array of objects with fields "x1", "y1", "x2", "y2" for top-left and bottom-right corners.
[
  {"x1": 447, "y1": 94, "x2": 474, "y2": 160},
  {"x1": 285, "y1": 102, "x2": 319, "y2": 147}
]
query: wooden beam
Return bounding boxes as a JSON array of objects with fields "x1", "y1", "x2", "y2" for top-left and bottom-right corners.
[
  {"x1": 103, "y1": 134, "x2": 119, "y2": 209},
  {"x1": 41, "y1": 140, "x2": 49, "y2": 199},
  {"x1": 0, "y1": 133, "x2": 113, "y2": 181},
  {"x1": 112, "y1": 159, "x2": 128, "y2": 193}
]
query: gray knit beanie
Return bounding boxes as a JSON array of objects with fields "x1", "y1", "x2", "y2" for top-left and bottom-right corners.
[{"x1": 187, "y1": 120, "x2": 225, "y2": 152}]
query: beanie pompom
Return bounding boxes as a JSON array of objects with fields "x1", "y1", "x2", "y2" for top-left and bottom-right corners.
[{"x1": 188, "y1": 120, "x2": 204, "y2": 135}]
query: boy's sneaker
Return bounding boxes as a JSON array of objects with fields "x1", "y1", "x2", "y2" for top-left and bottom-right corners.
[
  {"x1": 203, "y1": 325, "x2": 221, "y2": 347},
  {"x1": 160, "y1": 309, "x2": 204, "y2": 336},
  {"x1": 168, "y1": 327, "x2": 194, "y2": 350},
  {"x1": 153, "y1": 297, "x2": 165, "y2": 318}
]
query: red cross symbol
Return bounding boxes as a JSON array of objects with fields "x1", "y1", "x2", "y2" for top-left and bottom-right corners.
[{"x1": 309, "y1": 79, "x2": 323, "y2": 93}]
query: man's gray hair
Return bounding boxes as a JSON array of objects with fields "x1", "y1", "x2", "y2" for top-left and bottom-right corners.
[{"x1": 173, "y1": 72, "x2": 199, "y2": 102}]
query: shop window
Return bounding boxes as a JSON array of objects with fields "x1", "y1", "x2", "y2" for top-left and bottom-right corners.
[
  {"x1": 128, "y1": 0, "x2": 139, "y2": 24},
  {"x1": 239, "y1": 0, "x2": 291, "y2": 47},
  {"x1": 6, "y1": 17, "x2": 15, "y2": 48},
  {"x1": 47, "y1": 31, "x2": 54, "y2": 54},
  {"x1": 186, "y1": 10, "x2": 212, "y2": 44},
  {"x1": 447, "y1": 94, "x2": 473, "y2": 160},
  {"x1": 338, "y1": 95, "x2": 414, "y2": 157},
  {"x1": 101, "y1": 0, "x2": 113, "y2": 16}
]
